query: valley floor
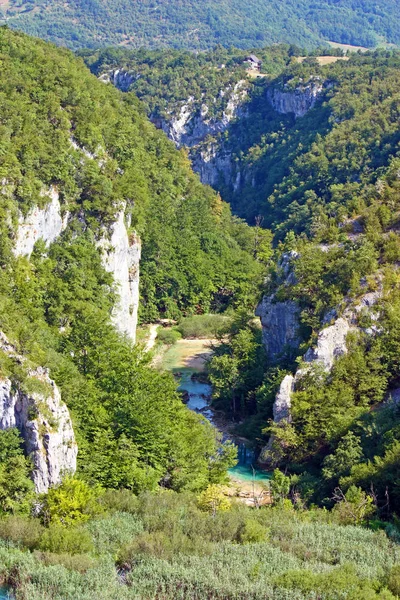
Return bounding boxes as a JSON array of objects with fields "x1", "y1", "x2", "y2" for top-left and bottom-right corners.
[{"x1": 142, "y1": 326, "x2": 271, "y2": 506}]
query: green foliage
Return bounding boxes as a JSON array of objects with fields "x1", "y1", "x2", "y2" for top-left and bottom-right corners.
[
  {"x1": 332, "y1": 485, "x2": 376, "y2": 525},
  {"x1": 38, "y1": 524, "x2": 94, "y2": 554},
  {"x1": 0, "y1": 28, "x2": 261, "y2": 501},
  {"x1": 0, "y1": 430, "x2": 34, "y2": 515},
  {"x1": 0, "y1": 516, "x2": 44, "y2": 550},
  {"x1": 41, "y1": 477, "x2": 103, "y2": 526},
  {"x1": 270, "y1": 469, "x2": 291, "y2": 503},
  {"x1": 208, "y1": 312, "x2": 267, "y2": 418},
  {"x1": 197, "y1": 484, "x2": 231, "y2": 515},
  {"x1": 4, "y1": 0, "x2": 400, "y2": 50},
  {"x1": 156, "y1": 327, "x2": 181, "y2": 345},
  {"x1": 322, "y1": 431, "x2": 364, "y2": 481},
  {"x1": 177, "y1": 314, "x2": 232, "y2": 339},
  {"x1": 0, "y1": 495, "x2": 399, "y2": 599},
  {"x1": 239, "y1": 518, "x2": 269, "y2": 544}
]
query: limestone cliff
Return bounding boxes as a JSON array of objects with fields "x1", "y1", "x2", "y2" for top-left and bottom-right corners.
[
  {"x1": 13, "y1": 184, "x2": 141, "y2": 344},
  {"x1": 267, "y1": 78, "x2": 325, "y2": 118},
  {"x1": 255, "y1": 297, "x2": 301, "y2": 362},
  {"x1": 259, "y1": 317, "x2": 351, "y2": 466},
  {"x1": 14, "y1": 188, "x2": 69, "y2": 258},
  {"x1": 0, "y1": 332, "x2": 77, "y2": 493},
  {"x1": 97, "y1": 208, "x2": 141, "y2": 344},
  {"x1": 255, "y1": 252, "x2": 301, "y2": 362},
  {"x1": 154, "y1": 81, "x2": 248, "y2": 149}
]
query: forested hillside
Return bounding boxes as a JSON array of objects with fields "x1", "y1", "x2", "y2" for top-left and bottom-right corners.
[
  {"x1": 0, "y1": 26, "x2": 263, "y2": 506},
  {"x1": 2, "y1": 0, "x2": 400, "y2": 51},
  {"x1": 202, "y1": 50, "x2": 400, "y2": 520},
  {"x1": 96, "y1": 42, "x2": 400, "y2": 518},
  {"x1": 2, "y1": 22, "x2": 400, "y2": 600}
]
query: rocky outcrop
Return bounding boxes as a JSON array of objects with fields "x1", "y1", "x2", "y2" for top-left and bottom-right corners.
[
  {"x1": 154, "y1": 81, "x2": 248, "y2": 149},
  {"x1": 110, "y1": 69, "x2": 139, "y2": 92},
  {"x1": 191, "y1": 144, "x2": 236, "y2": 188},
  {"x1": 303, "y1": 317, "x2": 350, "y2": 371},
  {"x1": 14, "y1": 188, "x2": 69, "y2": 258},
  {"x1": 267, "y1": 78, "x2": 324, "y2": 118},
  {"x1": 98, "y1": 207, "x2": 141, "y2": 344},
  {"x1": 13, "y1": 177, "x2": 141, "y2": 344},
  {"x1": 256, "y1": 252, "x2": 301, "y2": 362},
  {"x1": 273, "y1": 375, "x2": 295, "y2": 423},
  {"x1": 255, "y1": 298, "x2": 301, "y2": 362},
  {"x1": 259, "y1": 317, "x2": 352, "y2": 466},
  {"x1": 0, "y1": 332, "x2": 77, "y2": 493}
]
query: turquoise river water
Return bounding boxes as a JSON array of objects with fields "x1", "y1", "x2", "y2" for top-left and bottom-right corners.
[{"x1": 177, "y1": 370, "x2": 270, "y2": 483}]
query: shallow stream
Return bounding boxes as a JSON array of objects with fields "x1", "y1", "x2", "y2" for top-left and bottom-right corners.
[{"x1": 176, "y1": 368, "x2": 270, "y2": 483}]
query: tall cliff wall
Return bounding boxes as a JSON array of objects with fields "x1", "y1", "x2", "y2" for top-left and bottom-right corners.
[
  {"x1": 14, "y1": 188, "x2": 69, "y2": 258},
  {"x1": 0, "y1": 332, "x2": 77, "y2": 493},
  {"x1": 267, "y1": 78, "x2": 325, "y2": 118},
  {"x1": 98, "y1": 208, "x2": 141, "y2": 344},
  {"x1": 13, "y1": 189, "x2": 140, "y2": 345}
]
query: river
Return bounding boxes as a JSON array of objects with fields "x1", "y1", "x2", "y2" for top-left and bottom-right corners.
[{"x1": 162, "y1": 340, "x2": 270, "y2": 486}]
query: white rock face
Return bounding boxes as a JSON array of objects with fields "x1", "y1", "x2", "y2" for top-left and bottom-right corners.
[
  {"x1": 259, "y1": 318, "x2": 351, "y2": 466},
  {"x1": 267, "y1": 79, "x2": 324, "y2": 118},
  {"x1": 156, "y1": 82, "x2": 248, "y2": 150},
  {"x1": 303, "y1": 318, "x2": 351, "y2": 372},
  {"x1": 0, "y1": 333, "x2": 77, "y2": 493},
  {"x1": 273, "y1": 375, "x2": 295, "y2": 423},
  {"x1": 14, "y1": 188, "x2": 69, "y2": 257},
  {"x1": 98, "y1": 209, "x2": 141, "y2": 344}
]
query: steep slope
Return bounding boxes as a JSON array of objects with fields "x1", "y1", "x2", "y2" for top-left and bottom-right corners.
[
  {"x1": 0, "y1": 28, "x2": 260, "y2": 493},
  {"x1": 2, "y1": 0, "x2": 400, "y2": 50},
  {"x1": 201, "y1": 49, "x2": 400, "y2": 514}
]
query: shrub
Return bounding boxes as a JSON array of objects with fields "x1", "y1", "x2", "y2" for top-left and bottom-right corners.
[
  {"x1": 41, "y1": 477, "x2": 103, "y2": 526},
  {"x1": 118, "y1": 529, "x2": 213, "y2": 566},
  {"x1": 87, "y1": 512, "x2": 143, "y2": 555},
  {"x1": 239, "y1": 519, "x2": 269, "y2": 544},
  {"x1": 388, "y1": 565, "x2": 400, "y2": 596},
  {"x1": 99, "y1": 489, "x2": 139, "y2": 514},
  {"x1": 177, "y1": 314, "x2": 232, "y2": 339},
  {"x1": 34, "y1": 551, "x2": 96, "y2": 573},
  {"x1": 157, "y1": 328, "x2": 182, "y2": 345},
  {"x1": 0, "y1": 516, "x2": 44, "y2": 550},
  {"x1": 197, "y1": 485, "x2": 231, "y2": 515},
  {"x1": 38, "y1": 524, "x2": 94, "y2": 555}
]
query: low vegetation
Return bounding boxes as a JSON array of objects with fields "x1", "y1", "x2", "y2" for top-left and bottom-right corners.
[{"x1": 0, "y1": 485, "x2": 400, "y2": 599}]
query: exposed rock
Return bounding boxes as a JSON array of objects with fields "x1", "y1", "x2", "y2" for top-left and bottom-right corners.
[
  {"x1": 303, "y1": 317, "x2": 351, "y2": 372},
  {"x1": 273, "y1": 375, "x2": 295, "y2": 423},
  {"x1": 255, "y1": 297, "x2": 301, "y2": 361},
  {"x1": 154, "y1": 81, "x2": 248, "y2": 150},
  {"x1": 14, "y1": 188, "x2": 69, "y2": 257},
  {"x1": 267, "y1": 78, "x2": 324, "y2": 118},
  {"x1": 255, "y1": 252, "x2": 301, "y2": 361},
  {"x1": 191, "y1": 144, "x2": 236, "y2": 188},
  {"x1": 98, "y1": 207, "x2": 141, "y2": 344},
  {"x1": 259, "y1": 318, "x2": 351, "y2": 467},
  {"x1": 109, "y1": 69, "x2": 139, "y2": 92},
  {"x1": 344, "y1": 290, "x2": 382, "y2": 329},
  {"x1": 0, "y1": 333, "x2": 77, "y2": 493}
]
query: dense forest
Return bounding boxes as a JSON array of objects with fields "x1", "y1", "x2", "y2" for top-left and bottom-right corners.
[
  {"x1": 1, "y1": 21, "x2": 400, "y2": 600},
  {"x1": 1, "y1": 0, "x2": 400, "y2": 51},
  {"x1": 89, "y1": 42, "x2": 400, "y2": 522},
  {"x1": 0, "y1": 26, "x2": 262, "y2": 533}
]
